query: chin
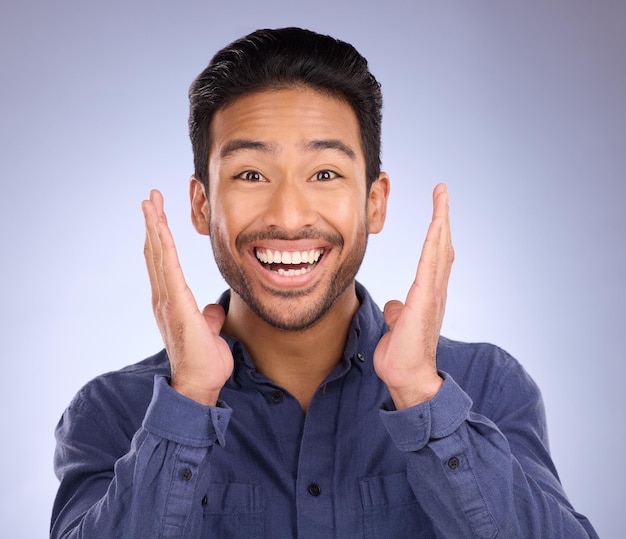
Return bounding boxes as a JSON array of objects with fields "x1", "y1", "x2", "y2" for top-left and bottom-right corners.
[{"x1": 247, "y1": 291, "x2": 333, "y2": 332}]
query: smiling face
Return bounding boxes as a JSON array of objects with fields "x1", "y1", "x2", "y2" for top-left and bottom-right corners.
[{"x1": 191, "y1": 87, "x2": 389, "y2": 331}]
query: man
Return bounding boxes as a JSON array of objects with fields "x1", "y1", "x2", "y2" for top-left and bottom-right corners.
[{"x1": 52, "y1": 27, "x2": 598, "y2": 538}]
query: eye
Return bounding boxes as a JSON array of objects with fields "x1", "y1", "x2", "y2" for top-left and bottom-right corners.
[
  {"x1": 313, "y1": 170, "x2": 340, "y2": 181},
  {"x1": 235, "y1": 170, "x2": 265, "y2": 182}
]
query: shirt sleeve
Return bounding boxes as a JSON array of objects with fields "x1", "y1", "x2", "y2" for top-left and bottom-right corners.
[
  {"x1": 51, "y1": 375, "x2": 232, "y2": 538},
  {"x1": 379, "y1": 369, "x2": 599, "y2": 538}
]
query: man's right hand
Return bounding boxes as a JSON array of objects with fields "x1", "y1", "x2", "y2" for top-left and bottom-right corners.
[{"x1": 142, "y1": 189, "x2": 233, "y2": 406}]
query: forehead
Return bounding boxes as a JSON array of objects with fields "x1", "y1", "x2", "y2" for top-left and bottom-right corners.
[{"x1": 209, "y1": 88, "x2": 363, "y2": 157}]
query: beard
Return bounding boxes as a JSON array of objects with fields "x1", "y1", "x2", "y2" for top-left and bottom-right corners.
[{"x1": 209, "y1": 222, "x2": 368, "y2": 331}]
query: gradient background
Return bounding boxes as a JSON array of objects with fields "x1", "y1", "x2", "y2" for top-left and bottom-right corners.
[{"x1": 1, "y1": 1, "x2": 624, "y2": 537}]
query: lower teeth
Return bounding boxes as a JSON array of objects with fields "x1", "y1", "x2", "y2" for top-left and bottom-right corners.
[{"x1": 276, "y1": 266, "x2": 312, "y2": 276}]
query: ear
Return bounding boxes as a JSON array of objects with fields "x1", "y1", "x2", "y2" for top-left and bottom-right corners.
[
  {"x1": 190, "y1": 176, "x2": 210, "y2": 236},
  {"x1": 367, "y1": 172, "x2": 390, "y2": 234}
]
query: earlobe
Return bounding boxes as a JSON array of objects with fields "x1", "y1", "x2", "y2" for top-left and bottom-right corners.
[
  {"x1": 190, "y1": 176, "x2": 211, "y2": 236},
  {"x1": 367, "y1": 172, "x2": 390, "y2": 234}
]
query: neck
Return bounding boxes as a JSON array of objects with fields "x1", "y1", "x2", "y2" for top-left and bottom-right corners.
[{"x1": 222, "y1": 284, "x2": 360, "y2": 412}]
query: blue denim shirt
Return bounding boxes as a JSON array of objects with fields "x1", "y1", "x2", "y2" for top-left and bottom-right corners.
[{"x1": 52, "y1": 283, "x2": 598, "y2": 538}]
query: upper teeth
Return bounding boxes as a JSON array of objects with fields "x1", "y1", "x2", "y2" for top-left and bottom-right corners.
[{"x1": 255, "y1": 248, "x2": 323, "y2": 265}]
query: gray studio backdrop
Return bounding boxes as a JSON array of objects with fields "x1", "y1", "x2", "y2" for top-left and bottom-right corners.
[{"x1": 1, "y1": 1, "x2": 623, "y2": 537}]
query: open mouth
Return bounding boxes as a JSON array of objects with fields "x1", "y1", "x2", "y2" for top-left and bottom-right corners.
[{"x1": 255, "y1": 248, "x2": 324, "y2": 276}]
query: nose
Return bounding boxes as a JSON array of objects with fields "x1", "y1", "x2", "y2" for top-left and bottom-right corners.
[{"x1": 262, "y1": 179, "x2": 318, "y2": 232}]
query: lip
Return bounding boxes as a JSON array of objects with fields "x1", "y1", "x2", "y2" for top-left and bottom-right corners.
[
  {"x1": 251, "y1": 239, "x2": 330, "y2": 252},
  {"x1": 246, "y1": 242, "x2": 331, "y2": 289}
]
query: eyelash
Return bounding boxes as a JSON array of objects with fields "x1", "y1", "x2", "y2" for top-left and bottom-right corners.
[
  {"x1": 235, "y1": 170, "x2": 265, "y2": 182},
  {"x1": 233, "y1": 169, "x2": 342, "y2": 182},
  {"x1": 314, "y1": 170, "x2": 341, "y2": 181}
]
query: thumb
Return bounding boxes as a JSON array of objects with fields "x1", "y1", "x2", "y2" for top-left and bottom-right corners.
[
  {"x1": 383, "y1": 300, "x2": 404, "y2": 330},
  {"x1": 201, "y1": 303, "x2": 227, "y2": 334}
]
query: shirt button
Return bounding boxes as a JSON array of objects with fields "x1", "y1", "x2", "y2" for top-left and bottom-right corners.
[
  {"x1": 201, "y1": 495, "x2": 208, "y2": 506},
  {"x1": 180, "y1": 468, "x2": 193, "y2": 481},
  {"x1": 447, "y1": 457, "x2": 460, "y2": 470},
  {"x1": 271, "y1": 390, "x2": 284, "y2": 403},
  {"x1": 356, "y1": 353, "x2": 365, "y2": 362},
  {"x1": 307, "y1": 483, "x2": 321, "y2": 496}
]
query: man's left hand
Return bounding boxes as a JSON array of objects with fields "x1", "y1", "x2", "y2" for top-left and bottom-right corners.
[{"x1": 373, "y1": 183, "x2": 454, "y2": 410}]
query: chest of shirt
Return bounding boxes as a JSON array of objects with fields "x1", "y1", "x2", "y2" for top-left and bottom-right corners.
[{"x1": 202, "y1": 368, "x2": 435, "y2": 538}]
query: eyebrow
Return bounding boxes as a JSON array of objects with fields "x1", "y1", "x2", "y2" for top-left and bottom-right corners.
[
  {"x1": 219, "y1": 139, "x2": 278, "y2": 159},
  {"x1": 219, "y1": 138, "x2": 357, "y2": 160},
  {"x1": 304, "y1": 139, "x2": 356, "y2": 160}
]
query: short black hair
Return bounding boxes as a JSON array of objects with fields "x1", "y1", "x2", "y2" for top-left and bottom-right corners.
[{"x1": 189, "y1": 27, "x2": 382, "y2": 191}]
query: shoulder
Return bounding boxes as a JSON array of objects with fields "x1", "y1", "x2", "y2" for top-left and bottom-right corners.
[
  {"x1": 437, "y1": 336, "x2": 543, "y2": 422},
  {"x1": 64, "y1": 349, "x2": 171, "y2": 426}
]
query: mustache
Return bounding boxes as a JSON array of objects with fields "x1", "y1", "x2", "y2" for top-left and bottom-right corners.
[{"x1": 235, "y1": 228, "x2": 344, "y2": 252}]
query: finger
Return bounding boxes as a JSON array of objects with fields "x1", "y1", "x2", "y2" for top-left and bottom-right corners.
[
  {"x1": 143, "y1": 190, "x2": 181, "y2": 307},
  {"x1": 143, "y1": 230, "x2": 159, "y2": 308},
  {"x1": 405, "y1": 184, "x2": 450, "y2": 311},
  {"x1": 150, "y1": 189, "x2": 169, "y2": 226},
  {"x1": 202, "y1": 303, "x2": 227, "y2": 335},
  {"x1": 412, "y1": 191, "x2": 445, "y2": 290},
  {"x1": 156, "y1": 216, "x2": 191, "y2": 301},
  {"x1": 431, "y1": 183, "x2": 449, "y2": 220},
  {"x1": 149, "y1": 191, "x2": 174, "y2": 303},
  {"x1": 142, "y1": 196, "x2": 163, "y2": 309},
  {"x1": 382, "y1": 300, "x2": 404, "y2": 330},
  {"x1": 148, "y1": 192, "x2": 194, "y2": 305},
  {"x1": 433, "y1": 184, "x2": 454, "y2": 289}
]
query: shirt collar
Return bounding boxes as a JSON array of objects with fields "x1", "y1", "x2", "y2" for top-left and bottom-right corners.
[{"x1": 216, "y1": 282, "x2": 387, "y2": 385}]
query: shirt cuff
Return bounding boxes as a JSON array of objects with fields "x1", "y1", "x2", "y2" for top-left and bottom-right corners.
[
  {"x1": 142, "y1": 375, "x2": 232, "y2": 448},
  {"x1": 379, "y1": 371, "x2": 472, "y2": 452}
]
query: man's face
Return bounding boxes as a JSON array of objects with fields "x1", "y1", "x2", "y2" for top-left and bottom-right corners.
[{"x1": 191, "y1": 87, "x2": 388, "y2": 331}]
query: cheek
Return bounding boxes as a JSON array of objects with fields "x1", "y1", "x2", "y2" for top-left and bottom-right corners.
[
  {"x1": 320, "y1": 192, "x2": 368, "y2": 243},
  {"x1": 210, "y1": 192, "x2": 264, "y2": 248},
  {"x1": 209, "y1": 199, "x2": 238, "y2": 243}
]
